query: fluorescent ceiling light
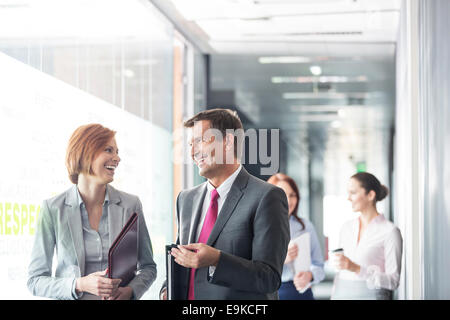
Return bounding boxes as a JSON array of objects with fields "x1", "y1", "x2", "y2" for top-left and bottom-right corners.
[
  {"x1": 298, "y1": 114, "x2": 341, "y2": 122},
  {"x1": 290, "y1": 105, "x2": 347, "y2": 112},
  {"x1": 283, "y1": 92, "x2": 375, "y2": 99},
  {"x1": 284, "y1": 92, "x2": 346, "y2": 99},
  {"x1": 271, "y1": 75, "x2": 368, "y2": 83},
  {"x1": 171, "y1": 0, "x2": 263, "y2": 21},
  {"x1": 258, "y1": 56, "x2": 311, "y2": 64},
  {"x1": 0, "y1": 0, "x2": 168, "y2": 39}
]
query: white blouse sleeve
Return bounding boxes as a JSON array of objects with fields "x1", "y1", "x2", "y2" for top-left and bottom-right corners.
[{"x1": 359, "y1": 227, "x2": 403, "y2": 290}]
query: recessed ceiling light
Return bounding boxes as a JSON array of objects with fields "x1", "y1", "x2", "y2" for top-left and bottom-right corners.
[
  {"x1": 309, "y1": 65, "x2": 322, "y2": 76},
  {"x1": 338, "y1": 109, "x2": 347, "y2": 117},
  {"x1": 123, "y1": 68, "x2": 135, "y2": 78},
  {"x1": 331, "y1": 120, "x2": 342, "y2": 128}
]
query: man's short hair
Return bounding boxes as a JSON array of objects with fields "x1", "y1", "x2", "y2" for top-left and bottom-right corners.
[{"x1": 184, "y1": 108, "x2": 244, "y2": 158}]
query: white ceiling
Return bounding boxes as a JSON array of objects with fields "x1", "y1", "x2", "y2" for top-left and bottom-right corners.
[
  {"x1": 152, "y1": 0, "x2": 401, "y2": 56},
  {"x1": 153, "y1": 0, "x2": 398, "y2": 167}
]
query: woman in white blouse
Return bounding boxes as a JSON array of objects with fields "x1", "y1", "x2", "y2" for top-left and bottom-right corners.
[{"x1": 331, "y1": 172, "x2": 403, "y2": 300}]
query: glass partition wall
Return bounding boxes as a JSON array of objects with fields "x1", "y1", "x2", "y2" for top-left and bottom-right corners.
[{"x1": 0, "y1": 0, "x2": 187, "y2": 299}]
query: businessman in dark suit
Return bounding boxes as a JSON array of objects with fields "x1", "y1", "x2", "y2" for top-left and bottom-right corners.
[{"x1": 162, "y1": 108, "x2": 289, "y2": 300}]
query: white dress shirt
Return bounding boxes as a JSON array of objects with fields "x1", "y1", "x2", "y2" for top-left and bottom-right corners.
[
  {"x1": 73, "y1": 187, "x2": 111, "y2": 300},
  {"x1": 195, "y1": 164, "x2": 242, "y2": 277},
  {"x1": 336, "y1": 214, "x2": 403, "y2": 291},
  {"x1": 195, "y1": 165, "x2": 242, "y2": 241}
]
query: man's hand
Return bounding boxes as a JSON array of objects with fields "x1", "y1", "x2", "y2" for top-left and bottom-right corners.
[{"x1": 171, "y1": 243, "x2": 221, "y2": 269}]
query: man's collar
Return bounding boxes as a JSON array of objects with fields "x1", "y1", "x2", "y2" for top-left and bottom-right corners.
[{"x1": 207, "y1": 164, "x2": 242, "y2": 196}]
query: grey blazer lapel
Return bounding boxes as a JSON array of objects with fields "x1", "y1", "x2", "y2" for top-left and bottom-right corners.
[
  {"x1": 107, "y1": 185, "x2": 125, "y2": 247},
  {"x1": 65, "y1": 186, "x2": 86, "y2": 276},
  {"x1": 207, "y1": 168, "x2": 249, "y2": 246},
  {"x1": 188, "y1": 184, "x2": 207, "y2": 244}
]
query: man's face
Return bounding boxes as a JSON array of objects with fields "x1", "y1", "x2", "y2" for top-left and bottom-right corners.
[{"x1": 190, "y1": 120, "x2": 226, "y2": 178}]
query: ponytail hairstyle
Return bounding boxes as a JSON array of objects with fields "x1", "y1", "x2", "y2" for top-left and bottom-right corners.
[
  {"x1": 267, "y1": 173, "x2": 305, "y2": 230},
  {"x1": 351, "y1": 172, "x2": 389, "y2": 203}
]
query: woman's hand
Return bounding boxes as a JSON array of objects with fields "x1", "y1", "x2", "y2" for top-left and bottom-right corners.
[
  {"x1": 284, "y1": 243, "x2": 298, "y2": 264},
  {"x1": 333, "y1": 253, "x2": 361, "y2": 274},
  {"x1": 75, "y1": 269, "x2": 121, "y2": 299},
  {"x1": 106, "y1": 286, "x2": 133, "y2": 300},
  {"x1": 293, "y1": 271, "x2": 313, "y2": 291}
]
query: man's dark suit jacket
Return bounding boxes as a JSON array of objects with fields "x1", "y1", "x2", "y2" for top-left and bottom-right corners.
[{"x1": 164, "y1": 167, "x2": 290, "y2": 300}]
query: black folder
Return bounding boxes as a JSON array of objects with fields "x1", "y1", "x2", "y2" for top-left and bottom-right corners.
[
  {"x1": 165, "y1": 244, "x2": 189, "y2": 300},
  {"x1": 108, "y1": 212, "x2": 138, "y2": 287}
]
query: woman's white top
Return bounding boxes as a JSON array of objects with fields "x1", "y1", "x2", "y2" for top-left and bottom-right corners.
[{"x1": 336, "y1": 214, "x2": 403, "y2": 291}]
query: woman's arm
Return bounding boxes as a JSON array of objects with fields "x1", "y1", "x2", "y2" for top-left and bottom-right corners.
[
  {"x1": 360, "y1": 227, "x2": 403, "y2": 290},
  {"x1": 27, "y1": 200, "x2": 77, "y2": 300}
]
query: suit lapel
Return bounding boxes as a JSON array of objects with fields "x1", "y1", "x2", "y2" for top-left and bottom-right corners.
[
  {"x1": 65, "y1": 186, "x2": 85, "y2": 276},
  {"x1": 106, "y1": 185, "x2": 125, "y2": 247},
  {"x1": 206, "y1": 186, "x2": 243, "y2": 246},
  {"x1": 188, "y1": 184, "x2": 207, "y2": 244},
  {"x1": 207, "y1": 167, "x2": 249, "y2": 246}
]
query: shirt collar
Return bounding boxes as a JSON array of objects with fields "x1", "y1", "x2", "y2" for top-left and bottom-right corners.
[
  {"x1": 76, "y1": 186, "x2": 110, "y2": 207},
  {"x1": 373, "y1": 214, "x2": 385, "y2": 223},
  {"x1": 207, "y1": 165, "x2": 242, "y2": 199}
]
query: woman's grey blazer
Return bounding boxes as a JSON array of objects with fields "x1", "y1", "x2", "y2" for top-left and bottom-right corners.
[{"x1": 27, "y1": 184, "x2": 157, "y2": 300}]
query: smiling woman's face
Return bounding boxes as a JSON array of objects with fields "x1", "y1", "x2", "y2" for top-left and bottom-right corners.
[
  {"x1": 347, "y1": 178, "x2": 375, "y2": 212},
  {"x1": 90, "y1": 137, "x2": 121, "y2": 184}
]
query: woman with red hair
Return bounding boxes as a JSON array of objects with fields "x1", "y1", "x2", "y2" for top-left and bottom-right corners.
[
  {"x1": 27, "y1": 123, "x2": 157, "y2": 300},
  {"x1": 268, "y1": 173, "x2": 325, "y2": 300}
]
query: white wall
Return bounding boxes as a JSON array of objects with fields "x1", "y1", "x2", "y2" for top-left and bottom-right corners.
[
  {"x1": 395, "y1": 0, "x2": 450, "y2": 300},
  {"x1": 417, "y1": 0, "x2": 450, "y2": 300}
]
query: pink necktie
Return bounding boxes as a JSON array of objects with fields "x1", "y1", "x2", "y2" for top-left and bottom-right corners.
[{"x1": 188, "y1": 189, "x2": 219, "y2": 300}]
